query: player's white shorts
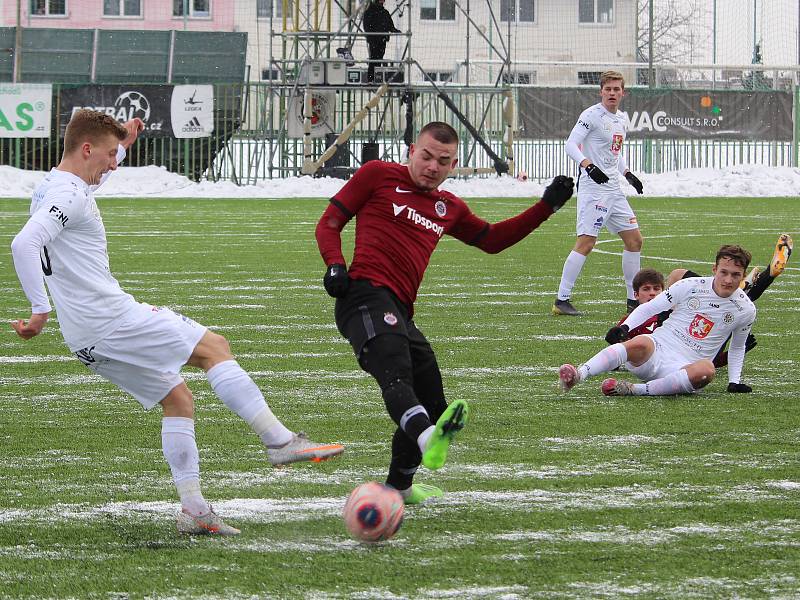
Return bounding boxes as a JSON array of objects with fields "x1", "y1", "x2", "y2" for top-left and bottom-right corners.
[
  {"x1": 74, "y1": 304, "x2": 207, "y2": 410},
  {"x1": 626, "y1": 335, "x2": 692, "y2": 382},
  {"x1": 576, "y1": 188, "x2": 638, "y2": 237}
]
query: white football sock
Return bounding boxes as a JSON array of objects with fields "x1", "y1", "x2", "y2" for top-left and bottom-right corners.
[
  {"x1": 207, "y1": 360, "x2": 293, "y2": 447},
  {"x1": 622, "y1": 250, "x2": 641, "y2": 300},
  {"x1": 632, "y1": 369, "x2": 694, "y2": 396},
  {"x1": 578, "y1": 344, "x2": 628, "y2": 381},
  {"x1": 557, "y1": 251, "x2": 588, "y2": 301},
  {"x1": 161, "y1": 417, "x2": 208, "y2": 516},
  {"x1": 417, "y1": 425, "x2": 435, "y2": 454}
]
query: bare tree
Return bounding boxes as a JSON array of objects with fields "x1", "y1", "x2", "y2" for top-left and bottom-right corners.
[{"x1": 637, "y1": 0, "x2": 711, "y2": 64}]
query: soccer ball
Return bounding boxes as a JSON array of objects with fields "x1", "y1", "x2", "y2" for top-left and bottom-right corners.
[{"x1": 343, "y1": 481, "x2": 404, "y2": 542}]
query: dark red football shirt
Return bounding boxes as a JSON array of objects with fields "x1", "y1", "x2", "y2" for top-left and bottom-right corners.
[
  {"x1": 618, "y1": 313, "x2": 660, "y2": 337},
  {"x1": 316, "y1": 161, "x2": 554, "y2": 309}
]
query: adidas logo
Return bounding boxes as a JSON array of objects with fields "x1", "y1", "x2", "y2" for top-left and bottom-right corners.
[{"x1": 182, "y1": 117, "x2": 204, "y2": 133}]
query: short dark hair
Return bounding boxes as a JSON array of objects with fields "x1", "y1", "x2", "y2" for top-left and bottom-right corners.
[
  {"x1": 716, "y1": 244, "x2": 751, "y2": 271},
  {"x1": 64, "y1": 109, "x2": 127, "y2": 155},
  {"x1": 419, "y1": 121, "x2": 459, "y2": 145},
  {"x1": 633, "y1": 268, "x2": 665, "y2": 293}
]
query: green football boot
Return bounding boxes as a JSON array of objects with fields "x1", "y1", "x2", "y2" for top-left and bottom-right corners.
[
  {"x1": 421, "y1": 399, "x2": 469, "y2": 470},
  {"x1": 401, "y1": 483, "x2": 444, "y2": 505}
]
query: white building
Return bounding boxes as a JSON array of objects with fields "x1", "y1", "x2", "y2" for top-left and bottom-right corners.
[{"x1": 233, "y1": 0, "x2": 638, "y2": 85}]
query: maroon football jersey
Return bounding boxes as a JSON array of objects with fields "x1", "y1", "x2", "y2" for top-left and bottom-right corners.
[
  {"x1": 317, "y1": 161, "x2": 491, "y2": 308},
  {"x1": 618, "y1": 313, "x2": 660, "y2": 337}
]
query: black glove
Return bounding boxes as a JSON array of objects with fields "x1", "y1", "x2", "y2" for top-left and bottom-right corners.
[
  {"x1": 605, "y1": 324, "x2": 630, "y2": 344},
  {"x1": 540, "y1": 175, "x2": 575, "y2": 211},
  {"x1": 745, "y1": 333, "x2": 757, "y2": 353},
  {"x1": 624, "y1": 172, "x2": 644, "y2": 194},
  {"x1": 585, "y1": 163, "x2": 609, "y2": 184},
  {"x1": 323, "y1": 263, "x2": 350, "y2": 298},
  {"x1": 727, "y1": 382, "x2": 752, "y2": 393}
]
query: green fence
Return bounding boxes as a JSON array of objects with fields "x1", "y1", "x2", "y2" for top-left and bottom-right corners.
[
  {"x1": 0, "y1": 27, "x2": 247, "y2": 84},
  {"x1": 1, "y1": 82, "x2": 798, "y2": 183}
]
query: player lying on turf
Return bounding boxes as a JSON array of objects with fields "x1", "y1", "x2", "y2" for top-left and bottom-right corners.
[
  {"x1": 10, "y1": 109, "x2": 343, "y2": 537},
  {"x1": 559, "y1": 245, "x2": 756, "y2": 396},
  {"x1": 610, "y1": 233, "x2": 793, "y2": 373}
]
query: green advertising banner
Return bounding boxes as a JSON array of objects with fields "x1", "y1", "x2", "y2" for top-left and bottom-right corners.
[{"x1": 0, "y1": 84, "x2": 52, "y2": 138}]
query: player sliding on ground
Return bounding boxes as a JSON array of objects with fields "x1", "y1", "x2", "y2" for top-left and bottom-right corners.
[
  {"x1": 609, "y1": 234, "x2": 793, "y2": 378},
  {"x1": 10, "y1": 109, "x2": 343, "y2": 537},
  {"x1": 559, "y1": 244, "x2": 756, "y2": 396},
  {"x1": 316, "y1": 121, "x2": 575, "y2": 505}
]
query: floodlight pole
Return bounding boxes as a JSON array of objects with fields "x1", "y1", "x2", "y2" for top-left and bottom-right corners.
[
  {"x1": 648, "y1": 0, "x2": 654, "y2": 89},
  {"x1": 712, "y1": 0, "x2": 717, "y2": 89},
  {"x1": 752, "y1": 0, "x2": 757, "y2": 64},
  {"x1": 14, "y1": 0, "x2": 21, "y2": 82}
]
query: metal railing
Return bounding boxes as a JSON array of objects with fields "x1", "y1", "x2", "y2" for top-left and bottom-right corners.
[{"x1": 1, "y1": 82, "x2": 798, "y2": 184}]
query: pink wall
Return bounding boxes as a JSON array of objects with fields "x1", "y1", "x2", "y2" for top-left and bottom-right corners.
[{"x1": 2, "y1": 0, "x2": 235, "y2": 31}]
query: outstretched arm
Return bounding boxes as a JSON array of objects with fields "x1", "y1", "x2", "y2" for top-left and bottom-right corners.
[{"x1": 451, "y1": 176, "x2": 574, "y2": 254}]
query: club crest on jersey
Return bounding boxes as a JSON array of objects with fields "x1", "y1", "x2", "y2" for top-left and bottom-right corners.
[
  {"x1": 724, "y1": 312, "x2": 734, "y2": 324},
  {"x1": 687, "y1": 298, "x2": 700, "y2": 310},
  {"x1": 435, "y1": 200, "x2": 447, "y2": 217},
  {"x1": 688, "y1": 314, "x2": 714, "y2": 339},
  {"x1": 611, "y1": 134, "x2": 623, "y2": 154},
  {"x1": 383, "y1": 312, "x2": 398, "y2": 326}
]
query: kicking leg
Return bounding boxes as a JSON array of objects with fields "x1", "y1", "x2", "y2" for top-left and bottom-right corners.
[
  {"x1": 748, "y1": 234, "x2": 793, "y2": 301},
  {"x1": 191, "y1": 331, "x2": 343, "y2": 465}
]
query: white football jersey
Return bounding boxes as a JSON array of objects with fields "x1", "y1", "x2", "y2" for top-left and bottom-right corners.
[
  {"x1": 25, "y1": 166, "x2": 138, "y2": 351},
  {"x1": 625, "y1": 276, "x2": 756, "y2": 381},
  {"x1": 566, "y1": 102, "x2": 629, "y2": 190}
]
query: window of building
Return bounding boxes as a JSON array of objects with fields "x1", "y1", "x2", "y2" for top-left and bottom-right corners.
[
  {"x1": 173, "y1": 0, "x2": 211, "y2": 18},
  {"x1": 257, "y1": 0, "x2": 292, "y2": 19},
  {"x1": 502, "y1": 72, "x2": 536, "y2": 85},
  {"x1": 421, "y1": 71, "x2": 455, "y2": 83},
  {"x1": 104, "y1": 0, "x2": 141, "y2": 17},
  {"x1": 578, "y1": 71, "x2": 601, "y2": 85},
  {"x1": 261, "y1": 67, "x2": 281, "y2": 80},
  {"x1": 421, "y1": 0, "x2": 455, "y2": 21},
  {"x1": 500, "y1": 0, "x2": 535, "y2": 23},
  {"x1": 579, "y1": 0, "x2": 613, "y2": 24},
  {"x1": 30, "y1": 0, "x2": 66, "y2": 16}
]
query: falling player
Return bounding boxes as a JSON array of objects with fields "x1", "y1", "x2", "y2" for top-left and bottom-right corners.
[
  {"x1": 610, "y1": 234, "x2": 792, "y2": 377},
  {"x1": 10, "y1": 109, "x2": 343, "y2": 536},
  {"x1": 559, "y1": 245, "x2": 756, "y2": 396},
  {"x1": 553, "y1": 70, "x2": 645, "y2": 317},
  {"x1": 316, "y1": 121, "x2": 575, "y2": 505}
]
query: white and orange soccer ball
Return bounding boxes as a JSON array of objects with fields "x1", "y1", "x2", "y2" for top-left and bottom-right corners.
[{"x1": 342, "y1": 481, "x2": 404, "y2": 542}]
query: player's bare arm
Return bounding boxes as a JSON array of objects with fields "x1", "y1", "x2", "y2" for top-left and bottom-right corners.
[{"x1": 120, "y1": 118, "x2": 145, "y2": 149}]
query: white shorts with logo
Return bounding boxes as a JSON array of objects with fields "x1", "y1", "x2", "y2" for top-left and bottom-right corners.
[
  {"x1": 576, "y1": 185, "x2": 638, "y2": 237},
  {"x1": 626, "y1": 335, "x2": 692, "y2": 382},
  {"x1": 74, "y1": 304, "x2": 207, "y2": 410}
]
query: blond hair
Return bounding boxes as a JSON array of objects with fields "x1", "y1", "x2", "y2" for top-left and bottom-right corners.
[{"x1": 600, "y1": 70, "x2": 625, "y2": 89}]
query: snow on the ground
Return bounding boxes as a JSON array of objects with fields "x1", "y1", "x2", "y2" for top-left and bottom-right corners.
[{"x1": 1, "y1": 162, "x2": 799, "y2": 199}]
